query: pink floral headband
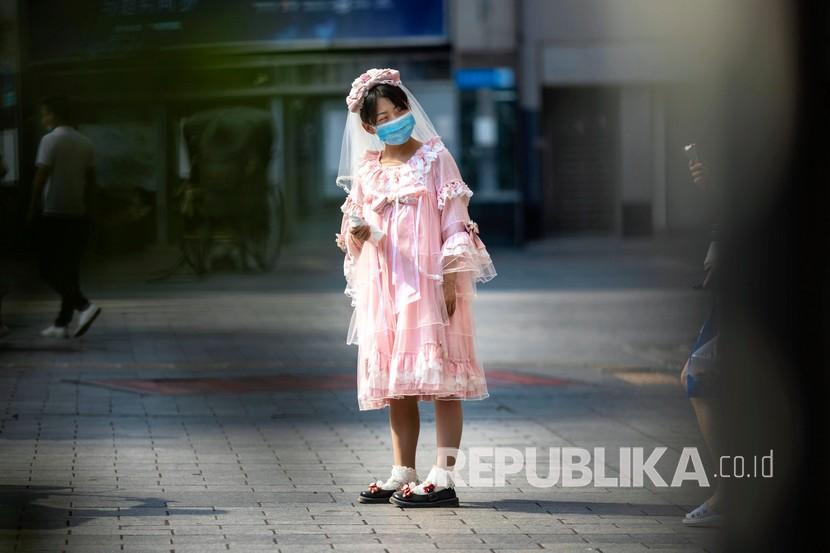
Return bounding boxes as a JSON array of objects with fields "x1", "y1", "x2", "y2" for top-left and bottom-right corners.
[{"x1": 346, "y1": 68, "x2": 402, "y2": 113}]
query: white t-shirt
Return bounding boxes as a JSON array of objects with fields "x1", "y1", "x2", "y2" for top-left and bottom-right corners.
[{"x1": 35, "y1": 126, "x2": 95, "y2": 216}]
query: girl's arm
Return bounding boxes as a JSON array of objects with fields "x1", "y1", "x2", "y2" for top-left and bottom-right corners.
[
  {"x1": 336, "y1": 180, "x2": 365, "y2": 256},
  {"x1": 437, "y1": 153, "x2": 496, "y2": 286}
]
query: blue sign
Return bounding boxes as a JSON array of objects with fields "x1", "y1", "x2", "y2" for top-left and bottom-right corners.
[
  {"x1": 28, "y1": 0, "x2": 447, "y2": 62},
  {"x1": 454, "y1": 68, "x2": 515, "y2": 90}
]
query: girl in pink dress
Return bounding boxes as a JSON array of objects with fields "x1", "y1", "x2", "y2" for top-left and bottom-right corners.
[{"x1": 335, "y1": 69, "x2": 496, "y2": 507}]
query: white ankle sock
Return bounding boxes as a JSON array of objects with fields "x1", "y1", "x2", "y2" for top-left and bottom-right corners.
[
  {"x1": 374, "y1": 464, "x2": 418, "y2": 490},
  {"x1": 407, "y1": 465, "x2": 455, "y2": 494}
]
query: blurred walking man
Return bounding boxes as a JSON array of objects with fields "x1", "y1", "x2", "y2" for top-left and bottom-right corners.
[{"x1": 27, "y1": 96, "x2": 101, "y2": 338}]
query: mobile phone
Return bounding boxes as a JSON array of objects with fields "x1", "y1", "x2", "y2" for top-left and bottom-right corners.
[
  {"x1": 349, "y1": 214, "x2": 385, "y2": 242},
  {"x1": 684, "y1": 143, "x2": 700, "y2": 163},
  {"x1": 349, "y1": 214, "x2": 366, "y2": 228}
]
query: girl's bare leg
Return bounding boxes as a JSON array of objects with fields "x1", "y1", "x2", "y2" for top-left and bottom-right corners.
[
  {"x1": 434, "y1": 399, "x2": 463, "y2": 467},
  {"x1": 389, "y1": 396, "x2": 420, "y2": 467}
]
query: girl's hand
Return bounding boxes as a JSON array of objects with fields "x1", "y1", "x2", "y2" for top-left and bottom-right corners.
[
  {"x1": 443, "y1": 274, "x2": 457, "y2": 317},
  {"x1": 350, "y1": 225, "x2": 371, "y2": 242}
]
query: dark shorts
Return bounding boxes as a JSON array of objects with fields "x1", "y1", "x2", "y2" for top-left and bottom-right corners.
[{"x1": 685, "y1": 307, "x2": 719, "y2": 398}]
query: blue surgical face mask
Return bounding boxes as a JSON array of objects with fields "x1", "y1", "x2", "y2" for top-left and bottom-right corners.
[{"x1": 375, "y1": 111, "x2": 415, "y2": 145}]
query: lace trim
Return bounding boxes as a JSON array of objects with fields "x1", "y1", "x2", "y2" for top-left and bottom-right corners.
[
  {"x1": 440, "y1": 231, "x2": 498, "y2": 284},
  {"x1": 359, "y1": 352, "x2": 489, "y2": 411},
  {"x1": 360, "y1": 343, "x2": 488, "y2": 393},
  {"x1": 357, "y1": 136, "x2": 445, "y2": 198},
  {"x1": 406, "y1": 466, "x2": 455, "y2": 492},
  {"x1": 339, "y1": 194, "x2": 362, "y2": 217},
  {"x1": 343, "y1": 252, "x2": 359, "y2": 305},
  {"x1": 335, "y1": 232, "x2": 347, "y2": 252},
  {"x1": 371, "y1": 465, "x2": 419, "y2": 491},
  {"x1": 438, "y1": 179, "x2": 474, "y2": 211},
  {"x1": 440, "y1": 231, "x2": 477, "y2": 257}
]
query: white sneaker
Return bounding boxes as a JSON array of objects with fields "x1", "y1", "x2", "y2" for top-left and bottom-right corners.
[
  {"x1": 683, "y1": 500, "x2": 723, "y2": 527},
  {"x1": 74, "y1": 303, "x2": 101, "y2": 337},
  {"x1": 41, "y1": 325, "x2": 69, "y2": 338}
]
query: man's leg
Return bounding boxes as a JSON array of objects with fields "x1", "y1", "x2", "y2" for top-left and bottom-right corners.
[
  {"x1": 52, "y1": 220, "x2": 80, "y2": 327},
  {"x1": 66, "y1": 216, "x2": 102, "y2": 338},
  {"x1": 36, "y1": 217, "x2": 72, "y2": 327},
  {"x1": 63, "y1": 218, "x2": 90, "y2": 314}
]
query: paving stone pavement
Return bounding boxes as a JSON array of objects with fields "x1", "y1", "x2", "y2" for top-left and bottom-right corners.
[{"x1": 0, "y1": 236, "x2": 721, "y2": 552}]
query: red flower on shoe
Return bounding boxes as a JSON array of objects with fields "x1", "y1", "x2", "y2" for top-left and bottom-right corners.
[
  {"x1": 368, "y1": 482, "x2": 380, "y2": 494},
  {"x1": 422, "y1": 482, "x2": 435, "y2": 493},
  {"x1": 399, "y1": 483, "x2": 413, "y2": 498}
]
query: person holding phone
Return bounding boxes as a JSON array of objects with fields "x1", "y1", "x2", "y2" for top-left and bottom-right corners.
[
  {"x1": 680, "y1": 144, "x2": 723, "y2": 527},
  {"x1": 334, "y1": 69, "x2": 497, "y2": 507}
]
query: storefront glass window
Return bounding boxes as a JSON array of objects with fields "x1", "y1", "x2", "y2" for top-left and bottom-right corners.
[{"x1": 459, "y1": 88, "x2": 517, "y2": 196}]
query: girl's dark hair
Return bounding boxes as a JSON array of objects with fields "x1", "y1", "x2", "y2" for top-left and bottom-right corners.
[{"x1": 359, "y1": 84, "x2": 410, "y2": 126}]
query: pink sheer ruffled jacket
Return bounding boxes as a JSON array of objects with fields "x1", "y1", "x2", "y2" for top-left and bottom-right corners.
[{"x1": 336, "y1": 136, "x2": 497, "y2": 411}]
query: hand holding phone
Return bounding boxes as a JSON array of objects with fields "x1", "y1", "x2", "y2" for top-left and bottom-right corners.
[
  {"x1": 349, "y1": 214, "x2": 366, "y2": 228},
  {"x1": 684, "y1": 143, "x2": 708, "y2": 189},
  {"x1": 349, "y1": 214, "x2": 385, "y2": 243},
  {"x1": 684, "y1": 143, "x2": 700, "y2": 163}
]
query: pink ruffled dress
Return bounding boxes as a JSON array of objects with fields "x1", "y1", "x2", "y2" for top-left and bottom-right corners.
[{"x1": 336, "y1": 136, "x2": 497, "y2": 411}]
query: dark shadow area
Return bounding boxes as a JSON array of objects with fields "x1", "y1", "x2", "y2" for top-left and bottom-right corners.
[
  {"x1": 0, "y1": 342, "x2": 85, "y2": 354},
  {"x1": 0, "y1": 485, "x2": 222, "y2": 531},
  {"x1": 715, "y1": 2, "x2": 830, "y2": 551},
  {"x1": 462, "y1": 498, "x2": 689, "y2": 515}
]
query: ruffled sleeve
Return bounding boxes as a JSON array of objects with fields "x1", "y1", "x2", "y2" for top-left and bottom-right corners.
[
  {"x1": 336, "y1": 179, "x2": 364, "y2": 252},
  {"x1": 335, "y1": 175, "x2": 366, "y2": 304},
  {"x1": 437, "y1": 151, "x2": 497, "y2": 284}
]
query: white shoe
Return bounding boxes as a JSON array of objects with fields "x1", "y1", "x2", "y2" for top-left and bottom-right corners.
[
  {"x1": 41, "y1": 325, "x2": 69, "y2": 338},
  {"x1": 683, "y1": 500, "x2": 723, "y2": 527},
  {"x1": 74, "y1": 303, "x2": 101, "y2": 337}
]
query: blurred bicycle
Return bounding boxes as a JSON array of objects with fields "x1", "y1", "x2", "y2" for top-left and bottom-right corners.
[{"x1": 157, "y1": 106, "x2": 284, "y2": 278}]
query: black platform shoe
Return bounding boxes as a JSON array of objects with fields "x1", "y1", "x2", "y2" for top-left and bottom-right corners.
[
  {"x1": 390, "y1": 482, "x2": 460, "y2": 508},
  {"x1": 357, "y1": 465, "x2": 419, "y2": 504},
  {"x1": 358, "y1": 481, "x2": 398, "y2": 504}
]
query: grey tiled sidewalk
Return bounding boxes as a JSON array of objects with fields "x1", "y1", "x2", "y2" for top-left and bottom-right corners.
[{"x1": 0, "y1": 236, "x2": 720, "y2": 552}]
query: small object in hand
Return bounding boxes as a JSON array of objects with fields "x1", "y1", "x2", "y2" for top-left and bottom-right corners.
[
  {"x1": 683, "y1": 143, "x2": 700, "y2": 163},
  {"x1": 335, "y1": 233, "x2": 347, "y2": 251},
  {"x1": 349, "y1": 214, "x2": 385, "y2": 242},
  {"x1": 684, "y1": 143, "x2": 708, "y2": 188},
  {"x1": 349, "y1": 214, "x2": 365, "y2": 228}
]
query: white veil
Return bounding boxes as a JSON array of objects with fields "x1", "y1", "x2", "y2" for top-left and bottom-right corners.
[{"x1": 336, "y1": 72, "x2": 440, "y2": 194}]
